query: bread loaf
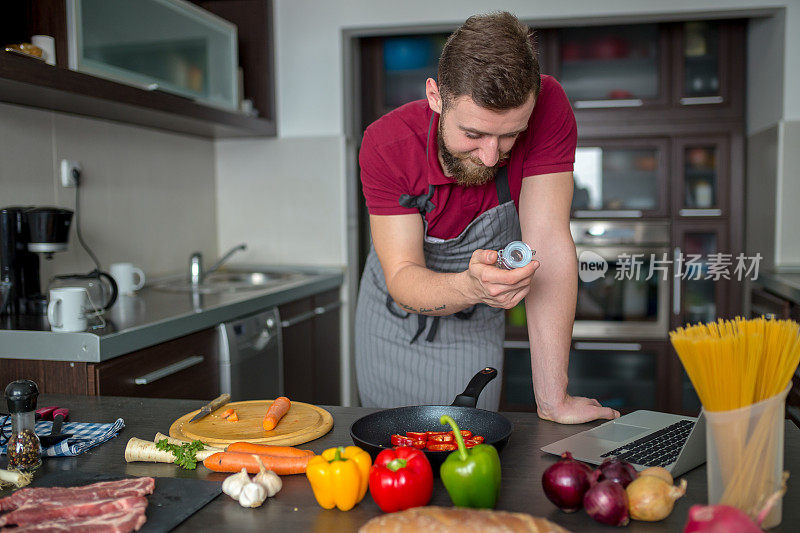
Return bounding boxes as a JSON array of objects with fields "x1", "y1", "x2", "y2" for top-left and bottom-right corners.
[{"x1": 358, "y1": 506, "x2": 570, "y2": 533}]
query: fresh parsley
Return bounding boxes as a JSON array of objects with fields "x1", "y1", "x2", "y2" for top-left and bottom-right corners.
[{"x1": 155, "y1": 439, "x2": 205, "y2": 469}]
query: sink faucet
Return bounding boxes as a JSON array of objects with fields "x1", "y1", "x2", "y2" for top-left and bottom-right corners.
[{"x1": 189, "y1": 243, "x2": 247, "y2": 285}]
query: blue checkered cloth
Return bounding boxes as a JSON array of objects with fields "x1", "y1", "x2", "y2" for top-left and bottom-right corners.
[{"x1": 0, "y1": 418, "x2": 125, "y2": 457}]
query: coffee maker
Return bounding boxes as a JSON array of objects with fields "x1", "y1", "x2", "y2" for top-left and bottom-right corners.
[{"x1": 0, "y1": 206, "x2": 74, "y2": 315}]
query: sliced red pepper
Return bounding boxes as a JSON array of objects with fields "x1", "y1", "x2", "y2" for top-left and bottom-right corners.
[
  {"x1": 458, "y1": 430, "x2": 472, "y2": 438},
  {"x1": 391, "y1": 434, "x2": 414, "y2": 447},
  {"x1": 471, "y1": 435, "x2": 484, "y2": 443},
  {"x1": 463, "y1": 438, "x2": 479, "y2": 448},
  {"x1": 411, "y1": 439, "x2": 427, "y2": 449},
  {"x1": 425, "y1": 431, "x2": 448, "y2": 437},
  {"x1": 428, "y1": 433, "x2": 454, "y2": 443},
  {"x1": 426, "y1": 442, "x2": 457, "y2": 452},
  {"x1": 405, "y1": 431, "x2": 427, "y2": 440}
]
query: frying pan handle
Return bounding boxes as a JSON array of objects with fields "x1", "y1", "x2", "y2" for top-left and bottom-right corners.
[{"x1": 451, "y1": 367, "x2": 497, "y2": 408}]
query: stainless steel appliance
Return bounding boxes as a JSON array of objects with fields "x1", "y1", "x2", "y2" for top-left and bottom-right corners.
[
  {"x1": 572, "y1": 220, "x2": 671, "y2": 339},
  {"x1": 218, "y1": 308, "x2": 283, "y2": 401},
  {"x1": 1, "y1": 206, "x2": 74, "y2": 315}
]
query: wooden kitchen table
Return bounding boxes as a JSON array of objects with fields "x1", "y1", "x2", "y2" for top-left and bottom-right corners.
[{"x1": 6, "y1": 394, "x2": 799, "y2": 532}]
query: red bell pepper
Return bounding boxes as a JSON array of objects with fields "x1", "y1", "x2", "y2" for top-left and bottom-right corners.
[{"x1": 368, "y1": 446, "x2": 433, "y2": 513}]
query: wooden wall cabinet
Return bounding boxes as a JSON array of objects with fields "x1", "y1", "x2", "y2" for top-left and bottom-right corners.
[{"x1": 0, "y1": 0, "x2": 276, "y2": 138}]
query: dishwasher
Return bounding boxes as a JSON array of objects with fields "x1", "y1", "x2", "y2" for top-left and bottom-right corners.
[{"x1": 218, "y1": 308, "x2": 283, "y2": 401}]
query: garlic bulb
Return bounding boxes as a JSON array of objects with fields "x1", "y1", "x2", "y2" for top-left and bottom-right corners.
[
  {"x1": 253, "y1": 456, "x2": 282, "y2": 497},
  {"x1": 222, "y1": 468, "x2": 251, "y2": 500},
  {"x1": 238, "y1": 481, "x2": 268, "y2": 508}
]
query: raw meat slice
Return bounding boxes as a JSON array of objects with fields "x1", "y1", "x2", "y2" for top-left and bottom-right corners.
[
  {"x1": 0, "y1": 478, "x2": 154, "y2": 512},
  {"x1": 0, "y1": 507, "x2": 147, "y2": 533},
  {"x1": 0, "y1": 496, "x2": 146, "y2": 527}
]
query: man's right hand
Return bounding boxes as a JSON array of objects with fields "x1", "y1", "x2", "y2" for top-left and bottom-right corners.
[{"x1": 462, "y1": 249, "x2": 539, "y2": 309}]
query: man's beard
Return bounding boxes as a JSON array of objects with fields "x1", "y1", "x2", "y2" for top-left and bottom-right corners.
[{"x1": 437, "y1": 120, "x2": 510, "y2": 187}]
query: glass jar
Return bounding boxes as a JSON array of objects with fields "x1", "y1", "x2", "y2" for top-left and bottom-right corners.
[
  {"x1": 4, "y1": 380, "x2": 42, "y2": 471},
  {"x1": 496, "y1": 241, "x2": 535, "y2": 269}
]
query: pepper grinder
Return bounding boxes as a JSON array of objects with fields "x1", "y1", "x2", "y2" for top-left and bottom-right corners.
[
  {"x1": 4, "y1": 380, "x2": 42, "y2": 471},
  {"x1": 496, "y1": 241, "x2": 535, "y2": 269}
]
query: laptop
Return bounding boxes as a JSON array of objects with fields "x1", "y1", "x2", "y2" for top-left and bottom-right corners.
[{"x1": 541, "y1": 410, "x2": 706, "y2": 477}]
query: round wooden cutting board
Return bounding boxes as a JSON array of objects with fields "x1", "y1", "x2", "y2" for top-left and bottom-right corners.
[{"x1": 169, "y1": 399, "x2": 333, "y2": 447}]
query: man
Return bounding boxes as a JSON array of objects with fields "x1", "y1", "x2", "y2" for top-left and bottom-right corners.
[{"x1": 355, "y1": 12, "x2": 619, "y2": 424}]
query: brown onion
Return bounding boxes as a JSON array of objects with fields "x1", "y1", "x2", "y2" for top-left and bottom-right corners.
[{"x1": 626, "y1": 475, "x2": 687, "y2": 521}]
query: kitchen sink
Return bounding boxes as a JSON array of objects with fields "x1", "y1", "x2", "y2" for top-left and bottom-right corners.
[{"x1": 151, "y1": 269, "x2": 309, "y2": 294}]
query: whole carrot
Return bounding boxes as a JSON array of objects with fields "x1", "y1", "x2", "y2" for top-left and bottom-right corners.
[
  {"x1": 226, "y1": 442, "x2": 314, "y2": 457},
  {"x1": 263, "y1": 397, "x2": 291, "y2": 431},
  {"x1": 203, "y1": 451, "x2": 309, "y2": 475}
]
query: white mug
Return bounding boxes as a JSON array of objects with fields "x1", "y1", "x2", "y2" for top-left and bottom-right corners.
[
  {"x1": 31, "y1": 35, "x2": 56, "y2": 66},
  {"x1": 110, "y1": 263, "x2": 146, "y2": 295},
  {"x1": 47, "y1": 287, "x2": 88, "y2": 332}
]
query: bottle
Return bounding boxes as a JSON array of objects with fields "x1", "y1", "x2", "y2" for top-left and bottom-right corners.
[
  {"x1": 496, "y1": 241, "x2": 535, "y2": 269},
  {"x1": 4, "y1": 380, "x2": 42, "y2": 471}
]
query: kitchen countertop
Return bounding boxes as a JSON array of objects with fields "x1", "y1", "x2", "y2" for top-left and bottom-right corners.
[
  {"x1": 5, "y1": 394, "x2": 798, "y2": 532},
  {"x1": 757, "y1": 271, "x2": 800, "y2": 305},
  {"x1": 0, "y1": 265, "x2": 343, "y2": 363}
]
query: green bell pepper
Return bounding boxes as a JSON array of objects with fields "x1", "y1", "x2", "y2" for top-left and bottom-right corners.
[{"x1": 438, "y1": 414, "x2": 501, "y2": 509}]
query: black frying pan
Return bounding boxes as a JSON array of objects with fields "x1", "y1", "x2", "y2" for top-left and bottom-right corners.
[{"x1": 350, "y1": 367, "x2": 514, "y2": 473}]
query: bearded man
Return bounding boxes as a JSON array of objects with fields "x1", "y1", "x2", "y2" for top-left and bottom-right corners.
[{"x1": 355, "y1": 11, "x2": 618, "y2": 424}]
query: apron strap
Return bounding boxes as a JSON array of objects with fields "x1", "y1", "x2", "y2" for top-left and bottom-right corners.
[{"x1": 495, "y1": 165, "x2": 511, "y2": 204}]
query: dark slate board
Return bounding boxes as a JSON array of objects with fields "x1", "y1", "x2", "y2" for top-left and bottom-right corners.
[{"x1": 7, "y1": 473, "x2": 221, "y2": 533}]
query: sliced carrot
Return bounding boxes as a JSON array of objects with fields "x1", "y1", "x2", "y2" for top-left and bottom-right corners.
[
  {"x1": 203, "y1": 451, "x2": 309, "y2": 475},
  {"x1": 226, "y1": 412, "x2": 239, "y2": 422},
  {"x1": 220, "y1": 408, "x2": 235, "y2": 419},
  {"x1": 226, "y1": 441, "x2": 314, "y2": 457},
  {"x1": 262, "y1": 396, "x2": 291, "y2": 431}
]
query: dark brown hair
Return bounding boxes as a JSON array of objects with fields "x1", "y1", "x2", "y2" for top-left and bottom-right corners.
[{"x1": 438, "y1": 12, "x2": 540, "y2": 111}]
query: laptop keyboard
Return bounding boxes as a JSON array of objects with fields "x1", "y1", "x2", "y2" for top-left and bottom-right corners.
[{"x1": 600, "y1": 420, "x2": 694, "y2": 467}]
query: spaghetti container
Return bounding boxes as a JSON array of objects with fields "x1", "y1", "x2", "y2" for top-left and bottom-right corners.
[{"x1": 704, "y1": 383, "x2": 790, "y2": 528}]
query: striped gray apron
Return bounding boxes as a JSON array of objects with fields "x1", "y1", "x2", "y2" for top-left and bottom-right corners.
[{"x1": 355, "y1": 119, "x2": 522, "y2": 410}]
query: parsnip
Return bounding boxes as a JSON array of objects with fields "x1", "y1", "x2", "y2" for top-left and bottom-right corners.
[
  {"x1": 0, "y1": 467, "x2": 32, "y2": 488},
  {"x1": 124, "y1": 437, "x2": 217, "y2": 463}
]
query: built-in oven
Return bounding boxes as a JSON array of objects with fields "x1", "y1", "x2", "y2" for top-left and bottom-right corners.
[{"x1": 571, "y1": 220, "x2": 671, "y2": 339}]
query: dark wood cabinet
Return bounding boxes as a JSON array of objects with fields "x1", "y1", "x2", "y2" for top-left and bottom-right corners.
[
  {"x1": 0, "y1": 327, "x2": 220, "y2": 399},
  {"x1": 0, "y1": 0, "x2": 275, "y2": 138},
  {"x1": 279, "y1": 289, "x2": 341, "y2": 405}
]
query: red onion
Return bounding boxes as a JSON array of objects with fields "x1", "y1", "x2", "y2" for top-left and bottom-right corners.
[
  {"x1": 541, "y1": 452, "x2": 593, "y2": 512},
  {"x1": 683, "y1": 504, "x2": 762, "y2": 533},
  {"x1": 597, "y1": 458, "x2": 638, "y2": 488},
  {"x1": 583, "y1": 480, "x2": 630, "y2": 526}
]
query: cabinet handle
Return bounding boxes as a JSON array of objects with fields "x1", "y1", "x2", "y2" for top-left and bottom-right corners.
[
  {"x1": 673, "y1": 247, "x2": 682, "y2": 316},
  {"x1": 281, "y1": 302, "x2": 341, "y2": 328},
  {"x1": 680, "y1": 96, "x2": 724, "y2": 106},
  {"x1": 574, "y1": 99, "x2": 643, "y2": 109},
  {"x1": 679, "y1": 208, "x2": 722, "y2": 217},
  {"x1": 573, "y1": 342, "x2": 642, "y2": 351},
  {"x1": 574, "y1": 210, "x2": 643, "y2": 218},
  {"x1": 134, "y1": 356, "x2": 204, "y2": 385}
]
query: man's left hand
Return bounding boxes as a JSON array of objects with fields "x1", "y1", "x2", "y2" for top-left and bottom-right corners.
[{"x1": 537, "y1": 395, "x2": 620, "y2": 424}]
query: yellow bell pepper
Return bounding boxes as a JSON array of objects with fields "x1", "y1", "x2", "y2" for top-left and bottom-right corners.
[{"x1": 306, "y1": 445, "x2": 371, "y2": 511}]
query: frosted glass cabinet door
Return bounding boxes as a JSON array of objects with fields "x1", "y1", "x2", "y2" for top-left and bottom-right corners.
[{"x1": 68, "y1": 0, "x2": 238, "y2": 111}]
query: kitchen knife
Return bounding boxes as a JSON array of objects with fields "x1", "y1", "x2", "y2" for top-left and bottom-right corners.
[{"x1": 188, "y1": 394, "x2": 231, "y2": 423}]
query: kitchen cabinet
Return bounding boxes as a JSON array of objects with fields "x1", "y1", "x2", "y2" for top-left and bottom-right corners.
[
  {"x1": 673, "y1": 135, "x2": 730, "y2": 218},
  {"x1": 0, "y1": 327, "x2": 220, "y2": 399},
  {"x1": 279, "y1": 289, "x2": 341, "y2": 405},
  {"x1": 572, "y1": 137, "x2": 670, "y2": 218},
  {"x1": 0, "y1": 0, "x2": 275, "y2": 138},
  {"x1": 501, "y1": 339, "x2": 671, "y2": 413}
]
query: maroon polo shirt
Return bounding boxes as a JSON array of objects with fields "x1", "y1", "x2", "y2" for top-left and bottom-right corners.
[{"x1": 359, "y1": 75, "x2": 577, "y2": 240}]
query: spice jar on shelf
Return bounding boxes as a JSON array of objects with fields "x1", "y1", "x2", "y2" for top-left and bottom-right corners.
[{"x1": 4, "y1": 380, "x2": 42, "y2": 471}]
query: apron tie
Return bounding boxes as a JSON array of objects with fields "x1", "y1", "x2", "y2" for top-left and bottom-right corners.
[{"x1": 399, "y1": 184, "x2": 436, "y2": 213}]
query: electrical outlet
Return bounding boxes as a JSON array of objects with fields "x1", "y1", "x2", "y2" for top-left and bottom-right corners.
[{"x1": 60, "y1": 159, "x2": 81, "y2": 187}]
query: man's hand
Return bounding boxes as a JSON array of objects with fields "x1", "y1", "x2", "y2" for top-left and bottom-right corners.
[
  {"x1": 462, "y1": 249, "x2": 539, "y2": 309},
  {"x1": 537, "y1": 394, "x2": 620, "y2": 424}
]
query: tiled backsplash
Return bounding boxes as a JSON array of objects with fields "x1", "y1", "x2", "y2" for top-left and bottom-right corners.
[{"x1": 0, "y1": 102, "x2": 218, "y2": 282}]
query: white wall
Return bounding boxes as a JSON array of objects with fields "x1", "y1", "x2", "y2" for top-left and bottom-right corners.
[{"x1": 0, "y1": 102, "x2": 218, "y2": 282}]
